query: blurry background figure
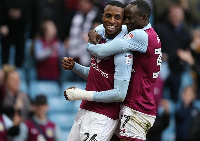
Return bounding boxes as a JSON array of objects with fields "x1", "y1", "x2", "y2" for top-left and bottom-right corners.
[
  {"x1": 65, "y1": 0, "x2": 102, "y2": 67},
  {"x1": 30, "y1": 0, "x2": 66, "y2": 40},
  {"x1": 13, "y1": 95, "x2": 62, "y2": 141},
  {"x1": 155, "y1": 2, "x2": 193, "y2": 102},
  {"x1": 32, "y1": 20, "x2": 67, "y2": 81},
  {"x1": 153, "y1": 0, "x2": 200, "y2": 29},
  {"x1": 177, "y1": 29, "x2": 200, "y2": 99},
  {"x1": 147, "y1": 99, "x2": 170, "y2": 141},
  {"x1": 175, "y1": 86, "x2": 200, "y2": 141},
  {"x1": 0, "y1": 64, "x2": 31, "y2": 121},
  {"x1": 0, "y1": 113, "x2": 21, "y2": 141},
  {"x1": 0, "y1": 0, "x2": 32, "y2": 68}
]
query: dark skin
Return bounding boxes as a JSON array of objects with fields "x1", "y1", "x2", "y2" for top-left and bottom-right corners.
[
  {"x1": 88, "y1": 4, "x2": 150, "y2": 141},
  {"x1": 62, "y1": 5, "x2": 124, "y2": 101},
  {"x1": 88, "y1": 4, "x2": 148, "y2": 45},
  {"x1": 62, "y1": 5, "x2": 124, "y2": 70}
]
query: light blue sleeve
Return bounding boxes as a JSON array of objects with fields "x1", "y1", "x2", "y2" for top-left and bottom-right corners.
[
  {"x1": 72, "y1": 62, "x2": 90, "y2": 80},
  {"x1": 122, "y1": 25, "x2": 128, "y2": 34},
  {"x1": 12, "y1": 122, "x2": 28, "y2": 141},
  {"x1": 86, "y1": 29, "x2": 148, "y2": 59},
  {"x1": 94, "y1": 24, "x2": 105, "y2": 36},
  {"x1": 34, "y1": 39, "x2": 52, "y2": 61},
  {"x1": 2, "y1": 114, "x2": 13, "y2": 130},
  {"x1": 93, "y1": 52, "x2": 133, "y2": 103}
]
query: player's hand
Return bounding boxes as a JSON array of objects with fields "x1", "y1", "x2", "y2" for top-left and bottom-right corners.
[
  {"x1": 88, "y1": 30, "x2": 102, "y2": 45},
  {"x1": 62, "y1": 57, "x2": 75, "y2": 70},
  {"x1": 64, "y1": 87, "x2": 94, "y2": 101},
  {"x1": 64, "y1": 87, "x2": 77, "y2": 101}
]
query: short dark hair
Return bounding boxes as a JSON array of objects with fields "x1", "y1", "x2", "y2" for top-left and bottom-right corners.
[
  {"x1": 130, "y1": 0, "x2": 151, "y2": 18},
  {"x1": 106, "y1": 1, "x2": 125, "y2": 9},
  {"x1": 34, "y1": 95, "x2": 48, "y2": 105}
]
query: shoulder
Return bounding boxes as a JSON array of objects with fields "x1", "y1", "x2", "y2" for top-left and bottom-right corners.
[
  {"x1": 122, "y1": 25, "x2": 128, "y2": 34},
  {"x1": 125, "y1": 29, "x2": 148, "y2": 43},
  {"x1": 130, "y1": 29, "x2": 147, "y2": 36},
  {"x1": 48, "y1": 120, "x2": 56, "y2": 127}
]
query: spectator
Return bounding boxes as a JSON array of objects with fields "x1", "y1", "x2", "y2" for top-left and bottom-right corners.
[
  {"x1": 0, "y1": 113, "x2": 21, "y2": 141},
  {"x1": 30, "y1": 0, "x2": 66, "y2": 40},
  {"x1": 153, "y1": 0, "x2": 200, "y2": 29},
  {"x1": 0, "y1": 0, "x2": 32, "y2": 68},
  {"x1": 32, "y1": 20, "x2": 66, "y2": 81},
  {"x1": 13, "y1": 95, "x2": 62, "y2": 141},
  {"x1": 188, "y1": 113, "x2": 200, "y2": 141},
  {"x1": 175, "y1": 86, "x2": 200, "y2": 141},
  {"x1": 146, "y1": 99, "x2": 170, "y2": 141},
  {"x1": 0, "y1": 64, "x2": 31, "y2": 120},
  {"x1": 177, "y1": 28, "x2": 200, "y2": 98},
  {"x1": 65, "y1": 0, "x2": 102, "y2": 67},
  {"x1": 155, "y1": 2, "x2": 193, "y2": 102}
]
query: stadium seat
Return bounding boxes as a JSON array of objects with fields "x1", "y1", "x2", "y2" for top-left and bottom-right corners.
[
  {"x1": 20, "y1": 80, "x2": 28, "y2": 94},
  {"x1": 27, "y1": 68, "x2": 37, "y2": 81},
  {"x1": 61, "y1": 129, "x2": 70, "y2": 141},
  {"x1": 47, "y1": 96, "x2": 76, "y2": 114},
  {"x1": 17, "y1": 68, "x2": 26, "y2": 81},
  {"x1": 194, "y1": 100, "x2": 200, "y2": 111},
  {"x1": 48, "y1": 113, "x2": 76, "y2": 131},
  {"x1": 29, "y1": 80, "x2": 60, "y2": 98}
]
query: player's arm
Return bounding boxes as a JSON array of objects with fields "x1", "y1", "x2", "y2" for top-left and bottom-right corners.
[
  {"x1": 62, "y1": 57, "x2": 90, "y2": 80},
  {"x1": 93, "y1": 52, "x2": 133, "y2": 102},
  {"x1": 72, "y1": 62, "x2": 90, "y2": 80},
  {"x1": 64, "y1": 52, "x2": 133, "y2": 103},
  {"x1": 87, "y1": 29, "x2": 148, "y2": 59}
]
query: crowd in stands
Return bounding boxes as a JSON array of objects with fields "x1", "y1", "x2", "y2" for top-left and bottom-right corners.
[{"x1": 0, "y1": 0, "x2": 200, "y2": 141}]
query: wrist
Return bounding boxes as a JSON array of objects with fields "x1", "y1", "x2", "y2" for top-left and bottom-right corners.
[{"x1": 65, "y1": 88, "x2": 94, "y2": 101}]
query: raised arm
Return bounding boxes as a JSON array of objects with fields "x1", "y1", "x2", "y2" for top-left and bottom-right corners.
[
  {"x1": 87, "y1": 29, "x2": 148, "y2": 59},
  {"x1": 64, "y1": 52, "x2": 133, "y2": 103},
  {"x1": 62, "y1": 57, "x2": 90, "y2": 80}
]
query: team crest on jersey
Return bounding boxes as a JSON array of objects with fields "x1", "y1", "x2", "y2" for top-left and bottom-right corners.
[
  {"x1": 46, "y1": 127, "x2": 54, "y2": 138},
  {"x1": 37, "y1": 134, "x2": 46, "y2": 141},
  {"x1": 125, "y1": 53, "x2": 133, "y2": 65},
  {"x1": 0, "y1": 122, "x2": 4, "y2": 131},
  {"x1": 124, "y1": 32, "x2": 134, "y2": 40}
]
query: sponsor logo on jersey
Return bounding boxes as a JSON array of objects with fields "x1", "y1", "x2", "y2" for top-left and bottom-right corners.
[
  {"x1": 125, "y1": 53, "x2": 133, "y2": 65},
  {"x1": 91, "y1": 63, "x2": 109, "y2": 78},
  {"x1": 0, "y1": 122, "x2": 4, "y2": 131},
  {"x1": 124, "y1": 32, "x2": 134, "y2": 40},
  {"x1": 46, "y1": 127, "x2": 54, "y2": 138}
]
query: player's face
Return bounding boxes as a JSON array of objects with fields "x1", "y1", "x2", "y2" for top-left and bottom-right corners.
[
  {"x1": 102, "y1": 5, "x2": 124, "y2": 39},
  {"x1": 124, "y1": 4, "x2": 144, "y2": 32}
]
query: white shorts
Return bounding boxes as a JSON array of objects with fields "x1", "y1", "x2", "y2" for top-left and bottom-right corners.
[
  {"x1": 115, "y1": 105, "x2": 156, "y2": 141},
  {"x1": 67, "y1": 108, "x2": 119, "y2": 141}
]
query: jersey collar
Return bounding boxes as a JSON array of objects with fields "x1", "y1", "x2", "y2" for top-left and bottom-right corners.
[{"x1": 143, "y1": 23, "x2": 152, "y2": 31}]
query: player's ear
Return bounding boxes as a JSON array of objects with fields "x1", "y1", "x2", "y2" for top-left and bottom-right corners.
[{"x1": 141, "y1": 14, "x2": 147, "y2": 22}]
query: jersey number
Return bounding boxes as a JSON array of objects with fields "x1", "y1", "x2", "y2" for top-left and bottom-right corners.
[
  {"x1": 83, "y1": 133, "x2": 97, "y2": 141},
  {"x1": 153, "y1": 48, "x2": 162, "y2": 78}
]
